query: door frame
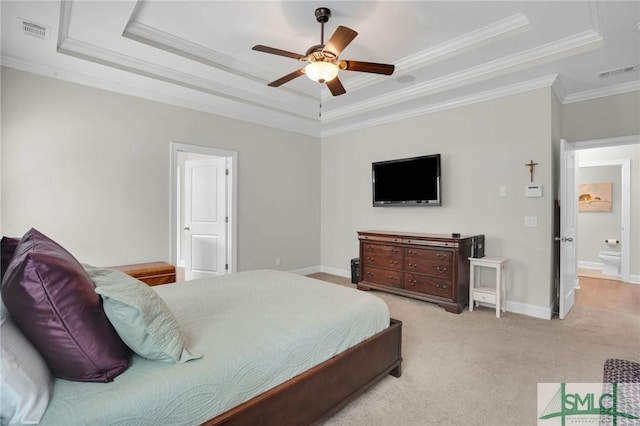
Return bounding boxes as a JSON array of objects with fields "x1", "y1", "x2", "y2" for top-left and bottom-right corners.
[
  {"x1": 561, "y1": 134, "x2": 639, "y2": 287},
  {"x1": 170, "y1": 142, "x2": 238, "y2": 273}
]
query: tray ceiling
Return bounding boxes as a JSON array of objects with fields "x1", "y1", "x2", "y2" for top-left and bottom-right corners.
[{"x1": 1, "y1": 1, "x2": 639, "y2": 137}]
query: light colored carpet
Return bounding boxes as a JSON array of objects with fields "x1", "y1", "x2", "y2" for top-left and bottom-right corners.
[{"x1": 318, "y1": 287, "x2": 640, "y2": 426}]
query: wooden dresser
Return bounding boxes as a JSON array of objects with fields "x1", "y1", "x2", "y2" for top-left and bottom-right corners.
[
  {"x1": 108, "y1": 261, "x2": 176, "y2": 286},
  {"x1": 358, "y1": 231, "x2": 473, "y2": 313}
]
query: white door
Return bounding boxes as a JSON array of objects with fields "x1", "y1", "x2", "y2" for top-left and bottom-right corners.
[
  {"x1": 184, "y1": 157, "x2": 227, "y2": 280},
  {"x1": 558, "y1": 139, "x2": 578, "y2": 319}
]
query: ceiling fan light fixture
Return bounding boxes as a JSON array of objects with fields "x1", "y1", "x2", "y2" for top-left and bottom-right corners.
[{"x1": 305, "y1": 61, "x2": 339, "y2": 83}]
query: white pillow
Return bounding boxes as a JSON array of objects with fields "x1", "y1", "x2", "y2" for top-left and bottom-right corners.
[
  {"x1": 1, "y1": 305, "x2": 52, "y2": 425},
  {"x1": 89, "y1": 268, "x2": 201, "y2": 364}
]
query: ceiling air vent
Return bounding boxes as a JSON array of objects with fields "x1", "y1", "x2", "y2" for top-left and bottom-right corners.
[
  {"x1": 598, "y1": 65, "x2": 638, "y2": 79},
  {"x1": 21, "y1": 20, "x2": 49, "y2": 40}
]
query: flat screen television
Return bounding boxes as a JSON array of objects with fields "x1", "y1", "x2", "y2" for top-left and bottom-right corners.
[{"x1": 372, "y1": 154, "x2": 441, "y2": 206}]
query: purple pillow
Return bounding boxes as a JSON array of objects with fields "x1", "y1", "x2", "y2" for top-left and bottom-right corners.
[
  {"x1": 1, "y1": 228, "x2": 130, "y2": 382},
  {"x1": 1, "y1": 236, "x2": 19, "y2": 282}
]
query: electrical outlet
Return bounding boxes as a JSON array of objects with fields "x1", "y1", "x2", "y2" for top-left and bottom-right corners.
[
  {"x1": 499, "y1": 186, "x2": 507, "y2": 197},
  {"x1": 525, "y1": 216, "x2": 538, "y2": 227},
  {"x1": 275, "y1": 258, "x2": 281, "y2": 266}
]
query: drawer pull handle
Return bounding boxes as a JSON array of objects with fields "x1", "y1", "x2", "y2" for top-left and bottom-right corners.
[
  {"x1": 409, "y1": 263, "x2": 417, "y2": 269},
  {"x1": 389, "y1": 260, "x2": 399, "y2": 265},
  {"x1": 367, "y1": 257, "x2": 375, "y2": 263},
  {"x1": 436, "y1": 253, "x2": 448, "y2": 260},
  {"x1": 366, "y1": 246, "x2": 374, "y2": 251},
  {"x1": 435, "y1": 283, "x2": 447, "y2": 289},
  {"x1": 435, "y1": 266, "x2": 448, "y2": 273},
  {"x1": 389, "y1": 276, "x2": 398, "y2": 281},
  {"x1": 407, "y1": 279, "x2": 416, "y2": 285},
  {"x1": 391, "y1": 248, "x2": 399, "y2": 254},
  {"x1": 366, "y1": 271, "x2": 374, "y2": 276}
]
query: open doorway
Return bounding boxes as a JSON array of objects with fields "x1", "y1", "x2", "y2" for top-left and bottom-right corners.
[
  {"x1": 170, "y1": 142, "x2": 238, "y2": 281},
  {"x1": 561, "y1": 135, "x2": 639, "y2": 316}
]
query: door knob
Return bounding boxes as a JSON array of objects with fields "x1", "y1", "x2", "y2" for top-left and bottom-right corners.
[
  {"x1": 184, "y1": 226, "x2": 190, "y2": 231},
  {"x1": 555, "y1": 236, "x2": 573, "y2": 242}
]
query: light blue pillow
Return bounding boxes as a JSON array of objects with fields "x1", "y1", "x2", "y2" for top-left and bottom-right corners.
[
  {"x1": 1, "y1": 302, "x2": 52, "y2": 425},
  {"x1": 89, "y1": 268, "x2": 201, "y2": 364}
]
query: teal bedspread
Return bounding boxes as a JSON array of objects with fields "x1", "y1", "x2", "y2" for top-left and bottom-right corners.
[{"x1": 38, "y1": 270, "x2": 389, "y2": 425}]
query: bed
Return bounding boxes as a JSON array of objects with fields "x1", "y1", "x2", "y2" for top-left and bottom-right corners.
[{"x1": 1, "y1": 230, "x2": 402, "y2": 426}]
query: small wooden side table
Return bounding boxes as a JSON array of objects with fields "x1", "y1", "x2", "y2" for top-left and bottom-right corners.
[
  {"x1": 108, "y1": 261, "x2": 176, "y2": 286},
  {"x1": 469, "y1": 257, "x2": 508, "y2": 318}
]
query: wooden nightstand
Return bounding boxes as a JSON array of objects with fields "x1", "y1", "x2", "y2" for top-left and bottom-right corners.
[{"x1": 108, "y1": 261, "x2": 176, "y2": 286}]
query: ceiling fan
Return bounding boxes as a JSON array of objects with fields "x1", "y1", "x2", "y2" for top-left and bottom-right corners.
[{"x1": 252, "y1": 7, "x2": 395, "y2": 96}]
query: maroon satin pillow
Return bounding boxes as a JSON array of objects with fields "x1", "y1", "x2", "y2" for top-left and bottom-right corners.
[
  {"x1": 1, "y1": 236, "x2": 20, "y2": 282},
  {"x1": 1, "y1": 228, "x2": 130, "y2": 382}
]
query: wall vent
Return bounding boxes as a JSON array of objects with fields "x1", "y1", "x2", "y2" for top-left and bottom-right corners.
[
  {"x1": 598, "y1": 65, "x2": 638, "y2": 78},
  {"x1": 21, "y1": 20, "x2": 49, "y2": 40}
]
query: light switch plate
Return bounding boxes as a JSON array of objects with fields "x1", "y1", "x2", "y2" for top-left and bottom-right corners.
[{"x1": 525, "y1": 216, "x2": 538, "y2": 227}]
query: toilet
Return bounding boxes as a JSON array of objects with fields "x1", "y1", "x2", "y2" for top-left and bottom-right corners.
[{"x1": 598, "y1": 251, "x2": 621, "y2": 276}]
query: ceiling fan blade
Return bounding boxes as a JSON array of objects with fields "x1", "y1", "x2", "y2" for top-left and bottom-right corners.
[
  {"x1": 268, "y1": 69, "x2": 305, "y2": 87},
  {"x1": 323, "y1": 26, "x2": 358, "y2": 57},
  {"x1": 252, "y1": 45, "x2": 306, "y2": 60},
  {"x1": 340, "y1": 60, "x2": 395, "y2": 75},
  {"x1": 326, "y1": 77, "x2": 346, "y2": 96}
]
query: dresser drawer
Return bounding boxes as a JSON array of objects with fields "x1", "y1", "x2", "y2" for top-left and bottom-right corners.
[
  {"x1": 472, "y1": 289, "x2": 496, "y2": 305},
  {"x1": 405, "y1": 247, "x2": 453, "y2": 263},
  {"x1": 362, "y1": 266, "x2": 402, "y2": 288},
  {"x1": 404, "y1": 257, "x2": 452, "y2": 278},
  {"x1": 404, "y1": 273, "x2": 453, "y2": 298},
  {"x1": 362, "y1": 244, "x2": 403, "y2": 270}
]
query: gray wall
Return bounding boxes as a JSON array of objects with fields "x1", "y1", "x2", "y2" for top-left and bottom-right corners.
[
  {"x1": 561, "y1": 91, "x2": 640, "y2": 141},
  {"x1": 1, "y1": 67, "x2": 321, "y2": 271},
  {"x1": 321, "y1": 88, "x2": 555, "y2": 316},
  {"x1": 2, "y1": 66, "x2": 638, "y2": 316}
]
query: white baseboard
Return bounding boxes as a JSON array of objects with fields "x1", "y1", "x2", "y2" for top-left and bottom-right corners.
[
  {"x1": 320, "y1": 266, "x2": 351, "y2": 278},
  {"x1": 578, "y1": 261, "x2": 602, "y2": 270},
  {"x1": 290, "y1": 265, "x2": 352, "y2": 278},
  {"x1": 578, "y1": 261, "x2": 639, "y2": 284},
  {"x1": 288, "y1": 265, "x2": 322, "y2": 276},
  {"x1": 506, "y1": 300, "x2": 553, "y2": 320}
]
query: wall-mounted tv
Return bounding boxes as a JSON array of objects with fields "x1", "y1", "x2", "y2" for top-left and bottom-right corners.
[{"x1": 372, "y1": 153, "x2": 441, "y2": 206}]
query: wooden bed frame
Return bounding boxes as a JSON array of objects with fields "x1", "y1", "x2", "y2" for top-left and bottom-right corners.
[{"x1": 203, "y1": 318, "x2": 403, "y2": 425}]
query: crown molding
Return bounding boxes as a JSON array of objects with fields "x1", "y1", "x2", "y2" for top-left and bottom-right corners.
[
  {"x1": 562, "y1": 80, "x2": 640, "y2": 104},
  {"x1": 321, "y1": 30, "x2": 602, "y2": 123},
  {"x1": 326, "y1": 13, "x2": 531, "y2": 99},
  {"x1": 322, "y1": 75, "x2": 559, "y2": 137},
  {"x1": 551, "y1": 76, "x2": 569, "y2": 102},
  {"x1": 1, "y1": 54, "x2": 320, "y2": 137},
  {"x1": 56, "y1": 36, "x2": 317, "y2": 122},
  {"x1": 11, "y1": 0, "x2": 625, "y2": 139},
  {"x1": 122, "y1": 20, "x2": 316, "y2": 102},
  {"x1": 56, "y1": 1, "x2": 317, "y2": 122}
]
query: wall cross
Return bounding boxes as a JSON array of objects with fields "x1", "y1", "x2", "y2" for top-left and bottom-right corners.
[{"x1": 525, "y1": 160, "x2": 539, "y2": 182}]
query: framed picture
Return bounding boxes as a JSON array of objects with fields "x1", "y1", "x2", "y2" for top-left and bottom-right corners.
[{"x1": 578, "y1": 182, "x2": 612, "y2": 212}]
